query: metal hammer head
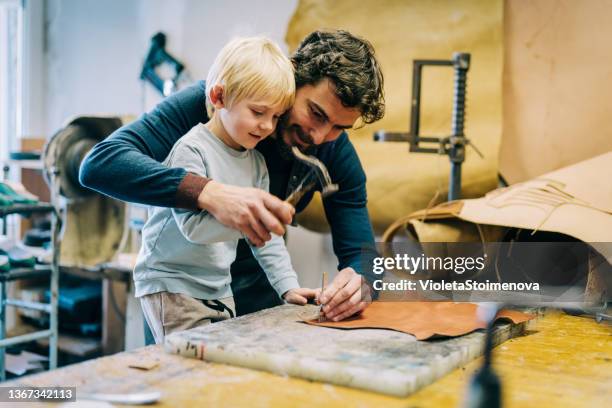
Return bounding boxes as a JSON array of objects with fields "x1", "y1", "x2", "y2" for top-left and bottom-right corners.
[{"x1": 291, "y1": 147, "x2": 339, "y2": 197}]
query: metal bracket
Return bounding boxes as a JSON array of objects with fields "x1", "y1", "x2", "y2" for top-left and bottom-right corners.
[{"x1": 374, "y1": 52, "x2": 482, "y2": 201}]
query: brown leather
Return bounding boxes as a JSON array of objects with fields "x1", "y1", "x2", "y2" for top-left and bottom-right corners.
[
  {"x1": 305, "y1": 302, "x2": 534, "y2": 340},
  {"x1": 408, "y1": 201, "x2": 465, "y2": 220}
]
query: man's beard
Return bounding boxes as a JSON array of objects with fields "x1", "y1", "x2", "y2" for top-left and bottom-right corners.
[
  {"x1": 276, "y1": 119, "x2": 316, "y2": 160},
  {"x1": 276, "y1": 136, "x2": 295, "y2": 161}
]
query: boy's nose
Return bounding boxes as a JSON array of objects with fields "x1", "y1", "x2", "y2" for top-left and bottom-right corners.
[{"x1": 259, "y1": 119, "x2": 274, "y2": 132}]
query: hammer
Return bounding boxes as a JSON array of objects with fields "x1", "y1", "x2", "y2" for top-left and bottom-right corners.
[{"x1": 285, "y1": 147, "x2": 339, "y2": 206}]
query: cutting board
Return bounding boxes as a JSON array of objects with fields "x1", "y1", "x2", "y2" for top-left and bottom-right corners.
[{"x1": 165, "y1": 304, "x2": 527, "y2": 397}]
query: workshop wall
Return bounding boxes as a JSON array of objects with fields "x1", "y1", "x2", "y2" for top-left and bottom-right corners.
[
  {"x1": 41, "y1": 0, "x2": 142, "y2": 136},
  {"x1": 40, "y1": 0, "x2": 298, "y2": 136}
]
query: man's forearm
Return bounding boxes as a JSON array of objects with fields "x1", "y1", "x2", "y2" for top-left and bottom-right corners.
[
  {"x1": 79, "y1": 81, "x2": 210, "y2": 209},
  {"x1": 79, "y1": 141, "x2": 191, "y2": 208}
]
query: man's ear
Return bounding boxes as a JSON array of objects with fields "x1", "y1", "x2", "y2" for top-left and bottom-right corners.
[{"x1": 209, "y1": 84, "x2": 225, "y2": 109}]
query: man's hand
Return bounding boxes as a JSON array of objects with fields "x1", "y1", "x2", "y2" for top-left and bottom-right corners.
[
  {"x1": 283, "y1": 288, "x2": 317, "y2": 305},
  {"x1": 197, "y1": 181, "x2": 295, "y2": 247},
  {"x1": 319, "y1": 268, "x2": 372, "y2": 321}
]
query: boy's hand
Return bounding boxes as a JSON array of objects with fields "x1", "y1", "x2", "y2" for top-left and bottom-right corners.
[
  {"x1": 282, "y1": 288, "x2": 317, "y2": 305},
  {"x1": 198, "y1": 180, "x2": 295, "y2": 247}
]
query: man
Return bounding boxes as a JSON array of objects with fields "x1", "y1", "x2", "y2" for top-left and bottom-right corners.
[{"x1": 80, "y1": 29, "x2": 385, "y2": 323}]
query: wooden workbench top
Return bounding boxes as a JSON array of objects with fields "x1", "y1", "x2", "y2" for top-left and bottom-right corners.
[{"x1": 4, "y1": 311, "x2": 611, "y2": 407}]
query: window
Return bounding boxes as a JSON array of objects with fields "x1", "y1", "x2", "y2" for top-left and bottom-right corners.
[{"x1": 0, "y1": 0, "x2": 23, "y2": 164}]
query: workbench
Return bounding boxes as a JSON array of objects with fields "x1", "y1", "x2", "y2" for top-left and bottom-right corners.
[{"x1": 3, "y1": 311, "x2": 610, "y2": 407}]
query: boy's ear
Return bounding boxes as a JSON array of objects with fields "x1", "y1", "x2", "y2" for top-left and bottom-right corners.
[{"x1": 209, "y1": 85, "x2": 225, "y2": 109}]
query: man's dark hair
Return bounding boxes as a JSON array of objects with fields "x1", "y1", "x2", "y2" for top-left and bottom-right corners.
[{"x1": 291, "y1": 30, "x2": 385, "y2": 124}]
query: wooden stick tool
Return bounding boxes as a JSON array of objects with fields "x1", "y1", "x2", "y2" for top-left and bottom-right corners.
[{"x1": 318, "y1": 271, "x2": 328, "y2": 322}]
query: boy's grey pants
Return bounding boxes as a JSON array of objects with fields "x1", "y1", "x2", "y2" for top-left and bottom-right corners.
[{"x1": 140, "y1": 292, "x2": 235, "y2": 345}]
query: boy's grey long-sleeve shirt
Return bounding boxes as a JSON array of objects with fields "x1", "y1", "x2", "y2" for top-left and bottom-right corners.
[{"x1": 133, "y1": 124, "x2": 300, "y2": 300}]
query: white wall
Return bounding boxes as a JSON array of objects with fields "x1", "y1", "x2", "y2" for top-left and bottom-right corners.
[
  {"x1": 25, "y1": 0, "x2": 337, "y2": 289},
  {"x1": 42, "y1": 0, "x2": 143, "y2": 133},
  {"x1": 37, "y1": 0, "x2": 300, "y2": 135},
  {"x1": 21, "y1": 0, "x2": 45, "y2": 138}
]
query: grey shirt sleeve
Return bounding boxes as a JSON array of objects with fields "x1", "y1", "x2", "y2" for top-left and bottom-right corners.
[
  {"x1": 250, "y1": 156, "x2": 300, "y2": 297},
  {"x1": 168, "y1": 140, "x2": 242, "y2": 244}
]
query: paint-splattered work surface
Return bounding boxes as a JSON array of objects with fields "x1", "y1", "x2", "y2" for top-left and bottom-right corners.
[
  {"x1": 3, "y1": 311, "x2": 610, "y2": 407},
  {"x1": 164, "y1": 304, "x2": 525, "y2": 397}
]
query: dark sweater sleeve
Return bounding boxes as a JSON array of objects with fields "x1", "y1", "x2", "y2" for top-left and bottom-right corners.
[
  {"x1": 79, "y1": 81, "x2": 209, "y2": 209},
  {"x1": 321, "y1": 134, "x2": 379, "y2": 287}
]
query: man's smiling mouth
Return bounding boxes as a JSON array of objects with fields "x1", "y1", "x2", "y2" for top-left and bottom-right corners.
[{"x1": 291, "y1": 126, "x2": 313, "y2": 147}]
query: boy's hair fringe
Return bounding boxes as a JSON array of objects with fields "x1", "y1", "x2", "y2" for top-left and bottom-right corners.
[{"x1": 206, "y1": 37, "x2": 295, "y2": 117}]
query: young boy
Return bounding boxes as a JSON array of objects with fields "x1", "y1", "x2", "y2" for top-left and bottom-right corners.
[{"x1": 134, "y1": 37, "x2": 315, "y2": 344}]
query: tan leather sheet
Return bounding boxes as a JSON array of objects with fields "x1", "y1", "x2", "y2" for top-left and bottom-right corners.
[
  {"x1": 383, "y1": 152, "x2": 612, "y2": 262},
  {"x1": 500, "y1": 0, "x2": 612, "y2": 184},
  {"x1": 459, "y1": 152, "x2": 612, "y2": 244},
  {"x1": 306, "y1": 301, "x2": 533, "y2": 340}
]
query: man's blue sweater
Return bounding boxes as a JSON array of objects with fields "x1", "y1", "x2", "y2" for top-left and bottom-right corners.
[{"x1": 79, "y1": 81, "x2": 377, "y2": 283}]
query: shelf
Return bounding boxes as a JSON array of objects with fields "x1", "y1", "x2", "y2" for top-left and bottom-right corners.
[
  {"x1": 0, "y1": 200, "x2": 59, "y2": 380},
  {"x1": 6, "y1": 159, "x2": 43, "y2": 170},
  {"x1": 0, "y1": 203, "x2": 54, "y2": 217},
  {"x1": 1, "y1": 264, "x2": 130, "y2": 284},
  {"x1": 8, "y1": 323, "x2": 101, "y2": 359},
  {"x1": 36, "y1": 332, "x2": 101, "y2": 359},
  {"x1": 60, "y1": 264, "x2": 131, "y2": 283},
  {"x1": 0, "y1": 266, "x2": 52, "y2": 283}
]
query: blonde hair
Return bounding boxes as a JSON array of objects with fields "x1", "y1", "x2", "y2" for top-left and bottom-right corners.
[{"x1": 206, "y1": 37, "x2": 295, "y2": 117}]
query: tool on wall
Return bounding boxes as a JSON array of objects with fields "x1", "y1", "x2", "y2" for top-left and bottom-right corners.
[
  {"x1": 140, "y1": 32, "x2": 191, "y2": 97},
  {"x1": 373, "y1": 52, "x2": 482, "y2": 201}
]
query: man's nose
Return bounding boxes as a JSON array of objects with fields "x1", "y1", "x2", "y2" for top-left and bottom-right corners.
[
  {"x1": 310, "y1": 124, "x2": 342, "y2": 144},
  {"x1": 309, "y1": 124, "x2": 334, "y2": 145}
]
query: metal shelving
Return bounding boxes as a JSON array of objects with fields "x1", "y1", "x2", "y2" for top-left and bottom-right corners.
[{"x1": 0, "y1": 202, "x2": 60, "y2": 381}]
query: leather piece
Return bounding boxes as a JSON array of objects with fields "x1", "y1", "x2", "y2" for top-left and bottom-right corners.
[
  {"x1": 305, "y1": 301, "x2": 534, "y2": 340},
  {"x1": 459, "y1": 152, "x2": 612, "y2": 247},
  {"x1": 388, "y1": 153, "x2": 612, "y2": 262}
]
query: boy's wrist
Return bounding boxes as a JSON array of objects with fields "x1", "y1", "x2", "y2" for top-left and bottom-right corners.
[
  {"x1": 281, "y1": 288, "x2": 296, "y2": 299},
  {"x1": 275, "y1": 276, "x2": 300, "y2": 298},
  {"x1": 176, "y1": 172, "x2": 211, "y2": 211}
]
